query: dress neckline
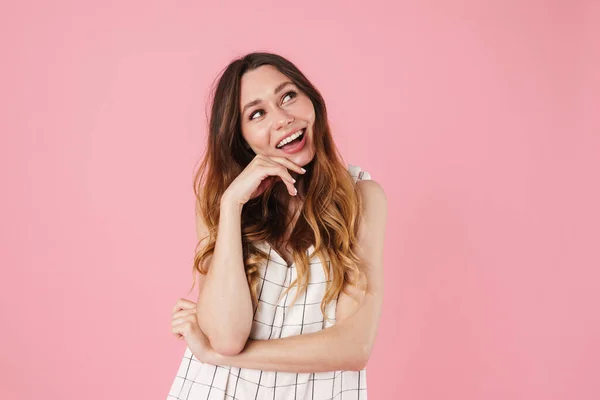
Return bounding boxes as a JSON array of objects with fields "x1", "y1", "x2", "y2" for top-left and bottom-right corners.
[{"x1": 266, "y1": 242, "x2": 315, "y2": 268}]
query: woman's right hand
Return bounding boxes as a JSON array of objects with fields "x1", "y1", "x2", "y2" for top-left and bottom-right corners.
[{"x1": 222, "y1": 155, "x2": 306, "y2": 208}]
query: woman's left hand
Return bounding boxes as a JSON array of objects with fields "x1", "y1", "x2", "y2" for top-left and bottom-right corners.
[{"x1": 171, "y1": 298, "x2": 215, "y2": 363}]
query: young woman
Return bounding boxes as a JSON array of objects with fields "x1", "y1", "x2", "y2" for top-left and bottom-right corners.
[{"x1": 168, "y1": 52, "x2": 387, "y2": 400}]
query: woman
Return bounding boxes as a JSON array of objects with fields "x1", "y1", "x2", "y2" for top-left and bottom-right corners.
[{"x1": 168, "y1": 52, "x2": 387, "y2": 400}]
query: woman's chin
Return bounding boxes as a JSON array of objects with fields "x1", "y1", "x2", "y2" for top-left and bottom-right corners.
[{"x1": 287, "y1": 146, "x2": 315, "y2": 167}]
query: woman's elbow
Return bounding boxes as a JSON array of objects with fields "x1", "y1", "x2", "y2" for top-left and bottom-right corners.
[
  {"x1": 212, "y1": 340, "x2": 246, "y2": 356},
  {"x1": 209, "y1": 333, "x2": 249, "y2": 356},
  {"x1": 200, "y1": 315, "x2": 252, "y2": 356},
  {"x1": 348, "y1": 344, "x2": 372, "y2": 371}
]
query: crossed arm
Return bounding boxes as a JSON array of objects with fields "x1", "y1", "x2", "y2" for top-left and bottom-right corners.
[{"x1": 201, "y1": 179, "x2": 387, "y2": 373}]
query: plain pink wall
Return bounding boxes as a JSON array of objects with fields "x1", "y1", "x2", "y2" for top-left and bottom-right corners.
[{"x1": 1, "y1": 1, "x2": 598, "y2": 399}]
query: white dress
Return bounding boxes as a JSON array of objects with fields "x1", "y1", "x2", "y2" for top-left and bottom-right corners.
[{"x1": 167, "y1": 165, "x2": 371, "y2": 400}]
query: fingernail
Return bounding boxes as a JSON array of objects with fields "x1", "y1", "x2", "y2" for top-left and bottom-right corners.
[
  {"x1": 292, "y1": 178, "x2": 296, "y2": 183},
  {"x1": 301, "y1": 168, "x2": 306, "y2": 173}
]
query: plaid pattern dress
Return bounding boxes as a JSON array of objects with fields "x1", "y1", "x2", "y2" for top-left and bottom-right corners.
[{"x1": 167, "y1": 165, "x2": 371, "y2": 400}]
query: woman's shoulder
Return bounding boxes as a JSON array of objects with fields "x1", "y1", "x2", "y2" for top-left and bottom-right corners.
[
  {"x1": 347, "y1": 164, "x2": 372, "y2": 183},
  {"x1": 347, "y1": 164, "x2": 386, "y2": 203}
]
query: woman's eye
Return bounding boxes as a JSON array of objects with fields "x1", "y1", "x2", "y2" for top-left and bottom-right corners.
[
  {"x1": 248, "y1": 91, "x2": 297, "y2": 121},
  {"x1": 249, "y1": 110, "x2": 263, "y2": 120},
  {"x1": 282, "y1": 90, "x2": 297, "y2": 103}
]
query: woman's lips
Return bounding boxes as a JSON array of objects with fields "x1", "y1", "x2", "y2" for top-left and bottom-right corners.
[{"x1": 278, "y1": 129, "x2": 307, "y2": 154}]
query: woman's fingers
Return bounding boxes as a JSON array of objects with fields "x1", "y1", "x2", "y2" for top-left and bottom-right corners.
[
  {"x1": 172, "y1": 308, "x2": 196, "y2": 320},
  {"x1": 172, "y1": 298, "x2": 196, "y2": 315},
  {"x1": 266, "y1": 156, "x2": 306, "y2": 175},
  {"x1": 172, "y1": 307, "x2": 197, "y2": 338},
  {"x1": 263, "y1": 156, "x2": 307, "y2": 196},
  {"x1": 266, "y1": 165, "x2": 297, "y2": 195},
  {"x1": 255, "y1": 157, "x2": 302, "y2": 196},
  {"x1": 171, "y1": 309, "x2": 197, "y2": 327},
  {"x1": 254, "y1": 154, "x2": 306, "y2": 176}
]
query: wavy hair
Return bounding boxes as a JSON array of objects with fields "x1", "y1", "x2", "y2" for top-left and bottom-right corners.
[{"x1": 188, "y1": 52, "x2": 367, "y2": 322}]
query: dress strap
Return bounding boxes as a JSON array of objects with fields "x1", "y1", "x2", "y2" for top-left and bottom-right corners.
[{"x1": 347, "y1": 164, "x2": 372, "y2": 184}]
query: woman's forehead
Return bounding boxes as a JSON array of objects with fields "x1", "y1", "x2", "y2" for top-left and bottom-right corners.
[{"x1": 240, "y1": 66, "x2": 291, "y2": 101}]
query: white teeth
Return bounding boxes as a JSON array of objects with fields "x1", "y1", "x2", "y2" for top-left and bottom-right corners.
[{"x1": 276, "y1": 129, "x2": 304, "y2": 148}]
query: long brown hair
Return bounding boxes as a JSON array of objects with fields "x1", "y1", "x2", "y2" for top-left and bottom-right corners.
[{"x1": 189, "y1": 52, "x2": 366, "y2": 321}]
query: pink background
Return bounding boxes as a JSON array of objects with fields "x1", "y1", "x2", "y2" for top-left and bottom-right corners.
[{"x1": 1, "y1": 1, "x2": 598, "y2": 399}]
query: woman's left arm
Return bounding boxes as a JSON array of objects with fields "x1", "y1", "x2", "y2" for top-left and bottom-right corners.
[{"x1": 203, "y1": 180, "x2": 387, "y2": 373}]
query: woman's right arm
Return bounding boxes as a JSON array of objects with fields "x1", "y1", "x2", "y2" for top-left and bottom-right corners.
[
  {"x1": 195, "y1": 197, "x2": 252, "y2": 357},
  {"x1": 194, "y1": 155, "x2": 305, "y2": 356}
]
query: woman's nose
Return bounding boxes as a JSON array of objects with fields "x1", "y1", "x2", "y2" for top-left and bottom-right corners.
[{"x1": 272, "y1": 108, "x2": 294, "y2": 130}]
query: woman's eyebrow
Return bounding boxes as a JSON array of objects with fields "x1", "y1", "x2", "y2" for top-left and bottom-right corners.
[{"x1": 242, "y1": 81, "x2": 294, "y2": 115}]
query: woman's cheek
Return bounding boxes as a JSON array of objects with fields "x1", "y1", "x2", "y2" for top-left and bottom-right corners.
[{"x1": 302, "y1": 100, "x2": 316, "y2": 121}]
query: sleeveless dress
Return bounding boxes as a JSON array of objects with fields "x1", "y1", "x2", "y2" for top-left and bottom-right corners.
[{"x1": 167, "y1": 165, "x2": 372, "y2": 400}]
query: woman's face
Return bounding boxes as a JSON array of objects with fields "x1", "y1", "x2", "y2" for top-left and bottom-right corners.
[{"x1": 239, "y1": 65, "x2": 316, "y2": 167}]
